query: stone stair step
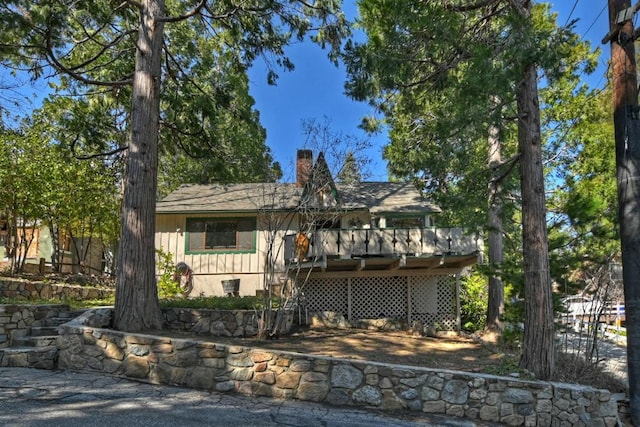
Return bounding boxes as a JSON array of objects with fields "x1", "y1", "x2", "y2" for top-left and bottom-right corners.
[
  {"x1": 30, "y1": 326, "x2": 59, "y2": 337},
  {"x1": 59, "y1": 309, "x2": 88, "y2": 318},
  {"x1": 0, "y1": 306, "x2": 87, "y2": 371},
  {"x1": 43, "y1": 317, "x2": 72, "y2": 327},
  {"x1": 42, "y1": 310, "x2": 86, "y2": 326},
  {"x1": 13, "y1": 335, "x2": 58, "y2": 348},
  {"x1": 0, "y1": 346, "x2": 57, "y2": 369},
  {"x1": 0, "y1": 308, "x2": 86, "y2": 371}
]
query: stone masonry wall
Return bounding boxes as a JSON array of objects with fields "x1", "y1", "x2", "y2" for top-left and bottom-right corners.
[
  {"x1": 57, "y1": 308, "x2": 620, "y2": 426},
  {"x1": 164, "y1": 308, "x2": 291, "y2": 338},
  {"x1": 0, "y1": 304, "x2": 71, "y2": 348},
  {"x1": 0, "y1": 278, "x2": 114, "y2": 301}
]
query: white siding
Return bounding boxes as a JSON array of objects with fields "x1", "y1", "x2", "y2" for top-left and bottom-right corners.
[{"x1": 155, "y1": 213, "x2": 298, "y2": 296}]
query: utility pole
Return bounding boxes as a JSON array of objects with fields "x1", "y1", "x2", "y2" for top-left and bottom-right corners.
[{"x1": 604, "y1": 1, "x2": 640, "y2": 423}]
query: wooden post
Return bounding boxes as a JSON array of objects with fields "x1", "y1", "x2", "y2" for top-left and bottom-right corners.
[{"x1": 605, "y1": 1, "x2": 640, "y2": 423}]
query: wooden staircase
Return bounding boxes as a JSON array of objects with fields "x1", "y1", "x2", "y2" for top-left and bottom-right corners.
[{"x1": 0, "y1": 309, "x2": 85, "y2": 369}]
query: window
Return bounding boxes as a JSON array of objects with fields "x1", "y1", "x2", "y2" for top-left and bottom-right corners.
[
  {"x1": 387, "y1": 216, "x2": 425, "y2": 228},
  {"x1": 313, "y1": 217, "x2": 340, "y2": 230},
  {"x1": 300, "y1": 215, "x2": 340, "y2": 231},
  {"x1": 186, "y1": 218, "x2": 256, "y2": 253}
]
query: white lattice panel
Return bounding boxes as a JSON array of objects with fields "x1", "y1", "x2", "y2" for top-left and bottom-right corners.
[
  {"x1": 351, "y1": 276, "x2": 407, "y2": 319},
  {"x1": 410, "y1": 276, "x2": 438, "y2": 313},
  {"x1": 304, "y1": 277, "x2": 348, "y2": 314},
  {"x1": 303, "y1": 273, "x2": 458, "y2": 331},
  {"x1": 410, "y1": 275, "x2": 456, "y2": 330}
]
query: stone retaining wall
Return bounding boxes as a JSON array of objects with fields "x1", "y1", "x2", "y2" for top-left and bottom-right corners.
[
  {"x1": 0, "y1": 304, "x2": 70, "y2": 347},
  {"x1": 0, "y1": 278, "x2": 114, "y2": 301},
  {"x1": 310, "y1": 311, "x2": 409, "y2": 331},
  {"x1": 163, "y1": 308, "x2": 293, "y2": 337},
  {"x1": 57, "y1": 308, "x2": 621, "y2": 426}
]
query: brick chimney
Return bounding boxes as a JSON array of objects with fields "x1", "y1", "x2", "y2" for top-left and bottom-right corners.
[{"x1": 296, "y1": 149, "x2": 313, "y2": 187}]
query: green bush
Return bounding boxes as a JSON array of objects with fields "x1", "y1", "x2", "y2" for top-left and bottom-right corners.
[
  {"x1": 160, "y1": 295, "x2": 264, "y2": 310},
  {"x1": 460, "y1": 271, "x2": 488, "y2": 332},
  {"x1": 70, "y1": 297, "x2": 115, "y2": 308},
  {"x1": 155, "y1": 248, "x2": 181, "y2": 299},
  {"x1": 500, "y1": 298, "x2": 524, "y2": 350},
  {"x1": 1, "y1": 293, "x2": 271, "y2": 312},
  {"x1": 0, "y1": 296, "x2": 115, "y2": 308},
  {"x1": 483, "y1": 354, "x2": 533, "y2": 379}
]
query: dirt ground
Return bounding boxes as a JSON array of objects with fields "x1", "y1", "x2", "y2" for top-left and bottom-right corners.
[
  {"x1": 201, "y1": 328, "x2": 507, "y2": 373},
  {"x1": 212, "y1": 328, "x2": 629, "y2": 395}
]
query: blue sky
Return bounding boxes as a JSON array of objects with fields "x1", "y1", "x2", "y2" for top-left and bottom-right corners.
[{"x1": 248, "y1": 1, "x2": 611, "y2": 181}]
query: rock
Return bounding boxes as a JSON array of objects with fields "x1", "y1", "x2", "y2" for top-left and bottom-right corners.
[{"x1": 331, "y1": 365, "x2": 363, "y2": 389}]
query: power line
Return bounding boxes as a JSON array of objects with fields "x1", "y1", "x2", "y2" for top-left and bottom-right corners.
[
  {"x1": 570, "y1": 3, "x2": 608, "y2": 90},
  {"x1": 564, "y1": 0, "x2": 580, "y2": 27},
  {"x1": 581, "y1": 5, "x2": 607, "y2": 40}
]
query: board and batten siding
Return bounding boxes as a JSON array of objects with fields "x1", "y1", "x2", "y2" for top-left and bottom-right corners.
[{"x1": 155, "y1": 213, "x2": 297, "y2": 296}]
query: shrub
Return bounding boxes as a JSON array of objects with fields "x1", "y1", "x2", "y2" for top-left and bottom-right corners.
[
  {"x1": 155, "y1": 248, "x2": 181, "y2": 298},
  {"x1": 498, "y1": 296, "x2": 524, "y2": 350},
  {"x1": 460, "y1": 270, "x2": 488, "y2": 332},
  {"x1": 160, "y1": 296, "x2": 264, "y2": 310}
]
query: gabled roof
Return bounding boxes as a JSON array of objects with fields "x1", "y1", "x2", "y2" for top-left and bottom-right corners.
[
  {"x1": 301, "y1": 152, "x2": 341, "y2": 208},
  {"x1": 337, "y1": 182, "x2": 441, "y2": 214},
  {"x1": 156, "y1": 183, "x2": 301, "y2": 214},
  {"x1": 156, "y1": 181, "x2": 440, "y2": 215}
]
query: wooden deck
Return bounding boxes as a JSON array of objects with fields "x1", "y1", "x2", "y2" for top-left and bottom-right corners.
[{"x1": 284, "y1": 227, "x2": 482, "y2": 263}]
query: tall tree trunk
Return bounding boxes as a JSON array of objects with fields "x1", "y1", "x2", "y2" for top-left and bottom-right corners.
[
  {"x1": 608, "y1": 0, "x2": 640, "y2": 422},
  {"x1": 517, "y1": 62, "x2": 555, "y2": 380},
  {"x1": 113, "y1": 0, "x2": 165, "y2": 332},
  {"x1": 486, "y1": 119, "x2": 504, "y2": 331}
]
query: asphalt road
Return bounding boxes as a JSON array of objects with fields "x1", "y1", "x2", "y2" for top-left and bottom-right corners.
[{"x1": 0, "y1": 367, "x2": 489, "y2": 427}]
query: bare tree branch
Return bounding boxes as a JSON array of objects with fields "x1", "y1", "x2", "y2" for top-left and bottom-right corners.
[
  {"x1": 45, "y1": 26, "x2": 133, "y2": 87},
  {"x1": 123, "y1": 0, "x2": 143, "y2": 9},
  {"x1": 158, "y1": 0, "x2": 207, "y2": 23},
  {"x1": 70, "y1": 134, "x2": 129, "y2": 160},
  {"x1": 444, "y1": 0, "x2": 502, "y2": 13},
  {"x1": 507, "y1": 0, "x2": 529, "y2": 18},
  {"x1": 490, "y1": 153, "x2": 521, "y2": 185}
]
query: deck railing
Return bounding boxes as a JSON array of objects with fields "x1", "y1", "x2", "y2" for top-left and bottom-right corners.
[{"x1": 284, "y1": 227, "x2": 483, "y2": 261}]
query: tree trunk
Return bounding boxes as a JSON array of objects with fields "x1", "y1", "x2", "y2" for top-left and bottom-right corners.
[
  {"x1": 517, "y1": 62, "x2": 555, "y2": 380},
  {"x1": 8, "y1": 205, "x2": 17, "y2": 274},
  {"x1": 608, "y1": 1, "x2": 640, "y2": 422},
  {"x1": 48, "y1": 221, "x2": 60, "y2": 272},
  {"x1": 113, "y1": 0, "x2": 165, "y2": 332},
  {"x1": 486, "y1": 120, "x2": 504, "y2": 331}
]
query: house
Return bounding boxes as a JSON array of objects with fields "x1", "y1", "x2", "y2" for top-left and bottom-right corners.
[
  {"x1": 155, "y1": 150, "x2": 483, "y2": 331},
  {"x1": 0, "y1": 218, "x2": 106, "y2": 275}
]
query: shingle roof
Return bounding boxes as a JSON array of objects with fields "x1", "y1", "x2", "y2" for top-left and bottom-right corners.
[
  {"x1": 156, "y1": 183, "x2": 302, "y2": 213},
  {"x1": 337, "y1": 182, "x2": 441, "y2": 214},
  {"x1": 156, "y1": 182, "x2": 440, "y2": 214}
]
